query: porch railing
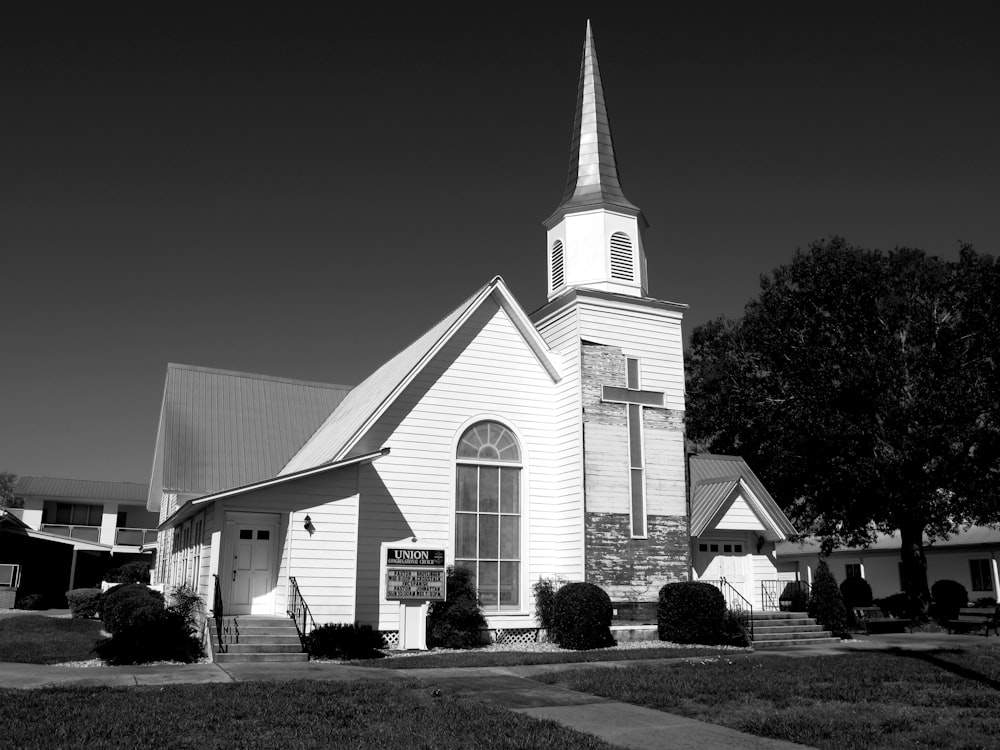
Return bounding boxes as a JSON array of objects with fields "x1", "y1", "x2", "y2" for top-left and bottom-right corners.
[
  {"x1": 702, "y1": 578, "x2": 754, "y2": 641},
  {"x1": 212, "y1": 574, "x2": 227, "y2": 653},
  {"x1": 287, "y1": 576, "x2": 316, "y2": 649},
  {"x1": 760, "y1": 580, "x2": 811, "y2": 612},
  {"x1": 113, "y1": 527, "x2": 159, "y2": 546}
]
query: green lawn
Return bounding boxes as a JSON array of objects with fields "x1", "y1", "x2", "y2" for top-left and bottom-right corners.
[
  {"x1": 539, "y1": 646, "x2": 1000, "y2": 749},
  {"x1": 0, "y1": 615, "x2": 104, "y2": 664},
  {"x1": 0, "y1": 680, "x2": 615, "y2": 750},
  {"x1": 357, "y1": 645, "x2": 743, "y2": 669}
]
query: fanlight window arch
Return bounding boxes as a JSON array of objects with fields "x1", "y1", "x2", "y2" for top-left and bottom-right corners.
[
  {"x1": 456, "y1": 420, "x2": 522, "y2": 611},
  {"x1": 457, "y1": 421, "x2": 521, "y2": 462}
]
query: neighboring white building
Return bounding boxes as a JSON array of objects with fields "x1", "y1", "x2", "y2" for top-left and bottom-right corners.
[
  {"x1": 776, "y1": 528, "x2": 1000, "y2": 602},
  {"x1": 147, "y1": 23, "x2": 796, "y2": 638}
]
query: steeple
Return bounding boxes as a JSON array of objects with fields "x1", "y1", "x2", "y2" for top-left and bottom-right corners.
[{"x1": 544, "y1": 21, "x2": 649, "y2": 301}]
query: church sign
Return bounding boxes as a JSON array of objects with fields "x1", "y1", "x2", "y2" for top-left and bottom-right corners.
[{"x1": 385, "y1": 548, "x2": 446, "y2": 601}]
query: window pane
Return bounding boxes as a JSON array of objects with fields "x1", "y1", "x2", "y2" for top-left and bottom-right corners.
[
  {"x1": 478, "y1": 562, "x2": 498, "y2": 608},
  {"x1": 55, "y1": 504, "x2": 72, "y2": 524},
  {"x1": 631, "y1": 467, "x2": 645, "y2": 536},
  {"x1": 500, "y1": 516, "x2": 519, "y2": 559},
  {"x1": 239, "y1": 529, "x2": 253, "y2": 539},
  {"x1": 89, "y1": 505, "x2": 103, "y2": 526},
  {"x1": 500, "y1": 468, "x2": 519, "y2": 513},
  {"x1": 257, "y1": 530, "x2": 270, "y2": 540},
  {"x1": 479, "y1": 467, "x2": 499, "y2": 513},
  {"x1": 479, "y1": 515, "x2": 498, "y2": 558},
  {"x1": 456, "y1": 466, "x2": 477, "y2": 512},
  {"x1": 456, "y1": 514, "x2": 477, "y2": 558},
  {"x1": 500, "y1": 562, "x2": 519, "y2": 608}
]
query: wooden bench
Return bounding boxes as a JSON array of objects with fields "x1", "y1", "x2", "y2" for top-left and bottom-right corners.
[
  {"x1": 947, "y1": 606, "x2": 1000, "y2": 636},
  {"x1": 853, "y1": 606, "x2": 911, "y2": 634}
]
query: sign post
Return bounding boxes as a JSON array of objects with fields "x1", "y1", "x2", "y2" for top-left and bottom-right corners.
[{"x1": 385, "y1": 547, "x2": 446, "y2": 650}]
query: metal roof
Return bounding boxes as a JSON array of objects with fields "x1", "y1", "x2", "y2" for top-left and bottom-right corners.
[
  {"x1": 155, "y1": 364, "x2": 351, "y2": 496},
  {"x1": 545, "y1": 20, "x2": 643, "y2": 228},
  {"x1": 14, "y1": 476, "x2": 149, "y2": 503},
  {"x1": 689, "y1": 454, "x2": 798, "y2": 538},
  {"x1": 282, "y1": 277, "x2": 560, "y2": 475},
  {"x1": 777, "y1": 526, "x2": 1000, "y2": 557}
]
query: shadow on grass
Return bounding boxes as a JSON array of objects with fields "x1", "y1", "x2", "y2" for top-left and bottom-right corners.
[{"x1": 880, "y1": 647, "x2": 1000, "y2": 691}]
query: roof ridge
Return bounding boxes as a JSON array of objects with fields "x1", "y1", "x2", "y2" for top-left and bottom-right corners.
[
  {"x1": 166, "y1": 362, "x2": 354, "y2": 391},
  {"x1": 17, "y1": 476, "x2": 148, "y2": 487}
]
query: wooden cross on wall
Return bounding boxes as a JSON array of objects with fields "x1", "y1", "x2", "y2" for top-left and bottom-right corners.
[{"x1": 601, "y1": 357, "x2": 664, "y2": 538}]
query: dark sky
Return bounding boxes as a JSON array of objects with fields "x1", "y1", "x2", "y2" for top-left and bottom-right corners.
[{"x1": 3, "y1": 2, "x2": 998, "y2": 484}]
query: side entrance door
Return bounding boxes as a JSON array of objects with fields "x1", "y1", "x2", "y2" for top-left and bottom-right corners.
[
  {"x1": 694, "y1": 537, "x2": 753, "y2": 605},
  {"x1": 225, "y1": 514, "x2": 279, "y2": 615}
]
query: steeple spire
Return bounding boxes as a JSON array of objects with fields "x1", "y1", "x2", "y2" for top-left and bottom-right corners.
[
  {"x1": 546, "y1": 20, "x2": 643, "y2": 228},
  {"x1": 543, "y1": 21, "x2": 649, "y2": 301}
]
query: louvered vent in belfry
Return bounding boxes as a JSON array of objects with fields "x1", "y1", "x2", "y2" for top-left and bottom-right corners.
[
  {"x1": 610, "y1": 232, "x2": 634, "y2": 281},
  {"x1": 551, "y1": 240, "x2": 565, "y2": 290}
]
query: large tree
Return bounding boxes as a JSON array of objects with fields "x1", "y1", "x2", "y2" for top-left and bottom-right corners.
[
  {"x1": 0, "y1": 472, "x2": 17, "y2": 508},
  {"x1": 687, "y1": 238, "x2": 1000, "y2": 610}
]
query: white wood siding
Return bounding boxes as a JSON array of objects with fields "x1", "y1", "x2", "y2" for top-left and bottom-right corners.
[
  {"x1": 355, "y1": 298, "x2": 581, "y2": 630},
  {"x1": 716, "y1": 495, "x2": 766, "y2": 531}
]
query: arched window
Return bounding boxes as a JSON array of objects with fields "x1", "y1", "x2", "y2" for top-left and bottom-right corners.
[
  {"x1": 610, "y1": 231, "x2": 634, "y2": 281},
  {"x1": 551, "y1": 239, "x2": 565, "y2": 291},
  {"x1": 455, "y1": 421, "x2": 521, "y2": 611}
]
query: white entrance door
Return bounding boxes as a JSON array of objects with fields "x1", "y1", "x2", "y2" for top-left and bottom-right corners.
[
  {"x1": 228, "y1": 522, "x2": 277, "y2": 615},
  {"x1": 694, "y1": 538, "x2": 753, "y2": 604}
]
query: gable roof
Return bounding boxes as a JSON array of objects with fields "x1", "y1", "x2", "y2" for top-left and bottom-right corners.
[
  {"x1": 15, "y1": 476, "x2": 148, "y2": 503},
  {"x1": 281, "y1": 276, "x2": 561, "y2": 475},
  {"x1": 776, "y1": 526, "x2": 1000, "y2": 557},
  {"x1": 149, "y1": 364, "x2": 351, "y2": 509},
  {"x1": 689, "y1": 454, "x2": 797, "y2": 539}
]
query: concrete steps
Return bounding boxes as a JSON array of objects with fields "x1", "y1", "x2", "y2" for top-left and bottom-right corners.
[
  {"x1": 751, "y1": 611, "x2": 840, "y2": 650},
  {"x1": 212, "y1": 615, "x2": 308, "y2": 663}
]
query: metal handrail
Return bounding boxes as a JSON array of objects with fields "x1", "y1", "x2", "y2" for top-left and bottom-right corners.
[
  {"x1": 761, "y1": 581, "x2": 778, "y2": 611},
  {"x1": 212, "y1": 574, "x2": 227, "y2": 653},
  {"x1": 287, "y1": 576, "x2": 316, "y2": 649},
  {"x1": 760, "y1": 580, "x2": 811, "y2": 612},
  {"x1": 702, "y1": 578, "x2": 754, "y2": 641}
]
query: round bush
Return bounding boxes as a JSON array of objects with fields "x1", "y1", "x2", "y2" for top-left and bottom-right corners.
[
  {"x1": 552, "y1": 582, "x2": 615, "y2": 650},
  {"x1": 307, "y1": 623, "x2": 385, "y2": 660},
  {"x1": 103, "y1": 561, "x2": 151, "y2": 584},
  {"x1": 65, "y1": 588, "x2": 103, "y2": 619},
  {"x1": 100, "y1": 584, "x2": 165, "y2": 636},
  {"x1": 931, "y1": 579, "x2": 968, "y2": 621},
  {"x1": 427, "y1": 566, "x2": 488, "y2": 649},
  {"x1": 840, "y1": 577, "x2": 873, "y2": 610},
  {"x1": 657, "y1": 581, "x2": 726, "y2": 645},
  {"x1": 95, "y1": 608, "x2": 202, "y2": 665}
]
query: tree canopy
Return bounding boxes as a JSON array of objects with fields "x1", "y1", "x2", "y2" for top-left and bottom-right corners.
[
  {"x1": 686, "y1": 238, "x2": 1000, "y2": 605},
  {"x1": 0, "y1": 472, "x2": 16, "y2": 508}
]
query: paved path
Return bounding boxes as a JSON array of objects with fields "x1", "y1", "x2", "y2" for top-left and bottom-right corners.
[{"x1": 0, "y1": 631, "x2": 994, "y2": 749}]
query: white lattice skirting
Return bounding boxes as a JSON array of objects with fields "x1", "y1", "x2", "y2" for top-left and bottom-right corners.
[{"x1": 380, "y1": 628, "x2": 542, "y2": 648}]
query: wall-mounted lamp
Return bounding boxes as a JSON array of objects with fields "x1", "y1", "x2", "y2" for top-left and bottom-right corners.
[{"x1": 303, "y1": 515, "x2": 315, "y2": 536}]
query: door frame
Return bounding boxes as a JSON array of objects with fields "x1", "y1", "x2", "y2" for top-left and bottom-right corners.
[
  {"x1": 221, "y1": 511, "x2": 280, "y2": 615},
  {"x1": 693, "y1": 533, "x2": 754, "y2": 604}
]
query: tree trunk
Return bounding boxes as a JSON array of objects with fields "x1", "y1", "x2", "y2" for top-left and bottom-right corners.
[{"x1": 898, "y1": 522, "x2": 930, "y2": 616}]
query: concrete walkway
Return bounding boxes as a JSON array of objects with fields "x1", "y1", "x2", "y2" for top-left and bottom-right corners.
[{"x1": 0, "y1": 631, "x2": 994, "y2": 749}]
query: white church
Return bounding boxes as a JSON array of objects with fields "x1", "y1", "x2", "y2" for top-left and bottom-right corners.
[{"x1": 147, "y1": 23, "x2": 799, "y2": 648}]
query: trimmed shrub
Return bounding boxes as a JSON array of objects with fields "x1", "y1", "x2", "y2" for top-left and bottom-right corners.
[
  {"x1": 104, "y1": 561, "x2": 151, "y2": 584},
  {"x1": 14, "y1": 592, "x2": 46, "y2": 610},
  {"x1": 94, "y1": 608, "x2": 202, "y2": 665},
  {"x1": 427, "y1": 566, "x2": 488, "y2": 649},
  {"x1": 552, "y1": 582, "x2": 615, "y2": 650},
  {"x1": 930, "y1": 579, "x2": 969, "y2": 622},
  {"x1": 657, "y1": 581, "x2": 726, "y2": 645},
  {"x1": 100, "y1": 584, "x2": 165, "y2": 636},
  {"x1": 840, "y1": 577, "x2": 873, "y2": 610},
  {"x1": 808, "y1": 560, "x2": 848, "y2": 636},
  {"x1": 307, "y1": 623, "x2": 385, "y2": 660},
  {"x1": 532, "y1": 578, "x2": 559, "y2": 632},
  {"x1": 65, "y1": 588, "x2": 103, "y2": 619},
  {"x1": 874, "y1": 593, "x2": 910, "y2": 618},
  {"x1": 975, "y1": 596, "x2": 997, "y2": 608}
]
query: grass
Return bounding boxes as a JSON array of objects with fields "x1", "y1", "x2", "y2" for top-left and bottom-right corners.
[
  {"x1": 0, "y1": 680, "x2": 616, "y2": 750},
  {"x1": 354, "y1": 645, "x2": 743, "y2": 669},
  {"x1": 538, "y1": 646, "x2": 1000, "y2": 749},
  {"x1": 0, "y1": 615, "x2": 104, "y2": 664}
]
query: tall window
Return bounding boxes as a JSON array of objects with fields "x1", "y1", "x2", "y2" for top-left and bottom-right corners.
[
  {"x1": 845, "y1": 563, "x2": 862, "y2": 579},
  {"x1": 610, "y1": 232, "x2": 634, "y2": 281},
  {"x1": 551, "y1": 239, "x2": 565, "y2": 291},
  {"x1": 970, "y1": 559, "x2": 992, "y2": 591},
  {"x1": 455, "y1": 421, "x2": 521, "y2": 611}
]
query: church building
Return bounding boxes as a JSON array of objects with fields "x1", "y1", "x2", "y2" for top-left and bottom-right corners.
[{"x1": 148, "y1": 23, "x2": 796, "y2": 643}]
